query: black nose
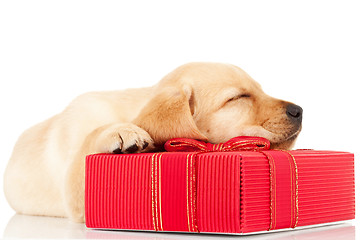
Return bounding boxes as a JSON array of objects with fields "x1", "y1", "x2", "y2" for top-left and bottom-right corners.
[{"x1": 286, "y1": 104, "x2": 303, "y2": 123}]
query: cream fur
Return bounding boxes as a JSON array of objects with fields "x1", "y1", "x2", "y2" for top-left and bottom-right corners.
[{"x1": 4, "y1": 62, "x2": 302, "y2": 222}]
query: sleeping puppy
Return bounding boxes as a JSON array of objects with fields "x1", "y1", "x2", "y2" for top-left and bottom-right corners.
[{"x1": 4, "y1": 62, "x2": 302, "y2": 222}]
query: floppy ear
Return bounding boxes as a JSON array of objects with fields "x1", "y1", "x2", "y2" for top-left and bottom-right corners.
[{"x1": 133, "y1": 86, "x2": 208, "y2": 145}]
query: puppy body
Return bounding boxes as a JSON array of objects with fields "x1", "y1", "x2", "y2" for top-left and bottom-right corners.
[
  {"x1": 4, "y1": 88, "x2": 154, "y2": 219},
  {"x1": 4, "y1": 62, "x2": 302, "y2": 222}
]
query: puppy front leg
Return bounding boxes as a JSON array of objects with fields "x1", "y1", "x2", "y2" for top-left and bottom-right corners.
[{"x1": 64, "y1": 123, "x2": 154, "y2": 222}]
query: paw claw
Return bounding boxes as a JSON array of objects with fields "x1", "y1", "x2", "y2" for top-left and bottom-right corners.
[
  {"x1": 142, "y1": 141, "x2": 149, "y2": 149},
  {"x1": 112, "y1": 148, "x2": 123, "y2": 154},
  {"x1": 125, "y1": 143, "x2": 139, "y2": 153}
]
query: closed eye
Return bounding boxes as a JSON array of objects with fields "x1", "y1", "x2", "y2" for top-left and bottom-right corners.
[{"x1": 227, "y1": 94, "x2": 251, "y2": 102}]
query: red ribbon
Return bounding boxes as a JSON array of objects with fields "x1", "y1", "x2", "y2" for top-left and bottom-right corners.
[
  {"x1": 164, "y1": 136, "x2": 298, "y2": 232},
  {"x1": 164, "y1": 136, "x2": 271, "y2": 232},
  {"x1": 164, "y1": 136, "x2": 271, "y2": 152}
]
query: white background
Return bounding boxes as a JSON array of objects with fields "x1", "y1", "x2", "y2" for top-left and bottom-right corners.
[{"x1": 0, "y1": 0, "x2": 359, "y2": 239}]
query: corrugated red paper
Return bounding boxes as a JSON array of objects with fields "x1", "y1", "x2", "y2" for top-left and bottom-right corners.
[{"x1": 85, "y1": 150, "x2": 354, "y2": 234}]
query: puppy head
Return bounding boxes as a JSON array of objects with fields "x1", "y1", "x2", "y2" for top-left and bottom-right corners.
[{"x1": 134, "y1": 62, "x2": 302, "y2": 150}]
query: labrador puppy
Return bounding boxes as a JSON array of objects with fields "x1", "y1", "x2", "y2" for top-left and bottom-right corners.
[{"x1": 4, "y1": 62, "x2": 302, "y2": 222}]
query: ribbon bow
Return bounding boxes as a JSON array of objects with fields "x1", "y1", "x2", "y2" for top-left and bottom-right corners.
[{"x1": 164, "y1": 136, "x2": 270, "y2": 152}]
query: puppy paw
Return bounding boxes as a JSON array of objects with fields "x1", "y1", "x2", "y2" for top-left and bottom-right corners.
[{"x1": 95, "y1": 123, "x2": 154, "y2": 154}]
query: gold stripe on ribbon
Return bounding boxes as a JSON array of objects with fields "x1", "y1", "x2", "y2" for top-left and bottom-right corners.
[
  {"x1": 151, "y1": 153, "x2": 158, "y2": 231},
  {"x1": 282, "y1": 150, "x2": 299, "y2": 228},
  {"x1": 158, "y1": 153, "x2": 164, "y2": 231},
  {"x1": 191, "y1": 154, "x2": 198, "y2": 232},
  {"x1": 151, "y1": 153, "x2": 164, "y2": 231},
  {"x1": 186, "y1": 153, "x2": 198, "y2": 232},
  {"x1": 186, "y1": 153, "x2": 191, "y2": 231}
]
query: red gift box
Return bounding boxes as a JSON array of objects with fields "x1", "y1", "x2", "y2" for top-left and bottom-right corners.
[{"x1": 85, "y1": 137, "x2": 355, "y2": 234}]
